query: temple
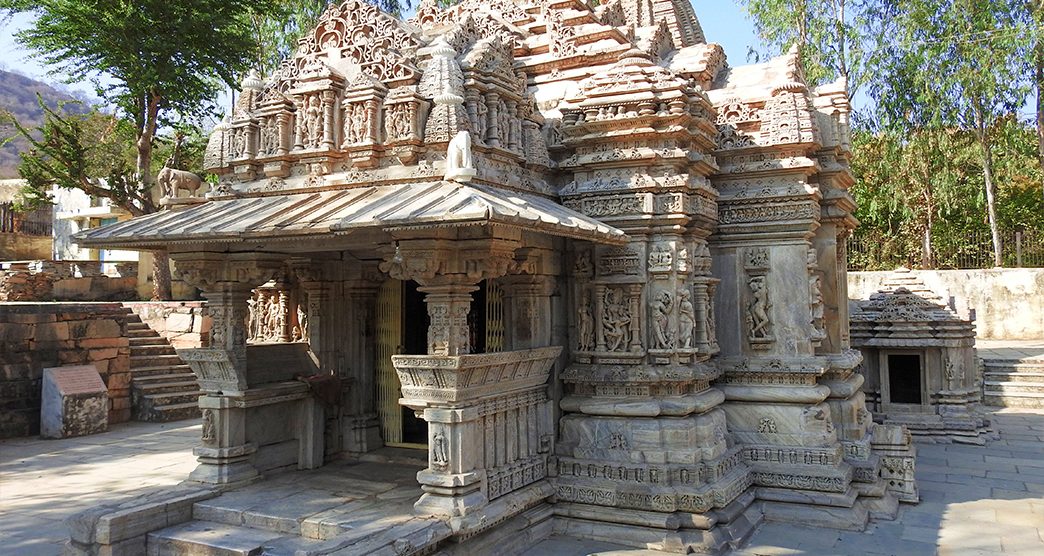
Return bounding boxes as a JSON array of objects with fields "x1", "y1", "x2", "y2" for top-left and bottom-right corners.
[{"x1": 72, "y1": 1, "x2": 917, "y2": 553}]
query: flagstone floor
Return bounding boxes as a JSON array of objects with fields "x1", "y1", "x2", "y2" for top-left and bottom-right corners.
[{"x1": 1, "y1": 410, "x2": 1042, "y2": 555}]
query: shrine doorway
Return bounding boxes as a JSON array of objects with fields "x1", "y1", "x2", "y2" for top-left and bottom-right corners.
[{"x1": 375, "y1": 278, "x2": 504, "y2": 448}]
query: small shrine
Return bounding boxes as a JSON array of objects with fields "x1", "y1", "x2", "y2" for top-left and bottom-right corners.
[
  {"x1": 69, "y1": 1, "x2": 919, "y2": 554},
  {"x1": 851, "y1": 268, "x2": 994, "y2": 444}
]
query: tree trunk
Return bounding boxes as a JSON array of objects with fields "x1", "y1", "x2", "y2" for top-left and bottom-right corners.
[
  {"x1": 980, "y1": 130, "x2": 1003, "y2": 267},
  {"x1": 1036, "y1": 1, "x2": 1044, "y2": 198},
  {"x1": 152, "y1": 250, "x2": 173, "y2": 301},
  {"x1": 137, "y1": 94, "x2": 173, "y2": 299}
]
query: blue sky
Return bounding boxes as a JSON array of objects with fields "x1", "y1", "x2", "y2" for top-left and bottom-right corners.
[{"x1": 0, "y1": 1, "x2": 763, "y2": 107}]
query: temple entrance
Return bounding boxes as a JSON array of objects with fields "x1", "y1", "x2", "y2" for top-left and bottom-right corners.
[
  {"x1": 375, "y1": 278, "x2": 504, "y2": 448},
  {"x1": 886, "y1": 352, "x2": 925, "y2": 405}
]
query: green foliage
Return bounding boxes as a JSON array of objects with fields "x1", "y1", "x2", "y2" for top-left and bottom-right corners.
[
  {"x1": 0, "y1": 96, "x2": 148, "y2": 214},
  {"x1": 849, "y1": 120, "x2": 1043, "y2": 269},
  {"x1": 737, "y1": 0, "x2": 867, "y2": 92}
]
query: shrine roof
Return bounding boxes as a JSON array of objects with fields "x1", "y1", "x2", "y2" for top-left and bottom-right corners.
[{"x1": 72, "y1": 181, "x2": 627, "y2": 249}]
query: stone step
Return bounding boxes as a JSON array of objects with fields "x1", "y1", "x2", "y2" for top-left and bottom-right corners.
[
  {"x1": 131, "y1": 344, "x2": 178, "y2": 356},
  {"x1": 135, "y1": 380, "x2": 200, "y2": 395},
  {"x1": 146, "y1": 520, "x2": 283, "y2": 556},
  {"x1": 132, "y1": 371, "x2": 198, "y2": 384},
  {"x1": 128, "y1": 328, "x2": 162, "y2": 339},
  {"x1": 982, "y1": 361, "x2": 1044, "y2": 372},
  {"x1": 983, "y1": 370, "x2": 1044, "y2": 382},
  {"x1": 131, "y1": 354, "x2": 185, "y2": 368},
  {"x1": 144, "y1": 391, "x2": 202, "y2": 406},
  {"x1": 129, "y1": 336, "x2": 167, "y2": 346},
  {"x1": 983, "y1": 392, "x2": 1044, "y2": 409},
  {"x1": 130, "y1": 364, "x2": 193, "y2": 377},
  {"x1": 983, "y1": 381, "x2": 1044, "y2": 394},
  {"x1": 146, "y1": 401, "x2": 202, "y2": 422},
  {"x1": 127, "y1": 322, "x2": 151, "y2": 331}
]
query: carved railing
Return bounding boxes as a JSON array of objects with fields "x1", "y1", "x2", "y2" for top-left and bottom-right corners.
[{"x1": 391, "y1": 346, "x2": 560, "y2": 517}]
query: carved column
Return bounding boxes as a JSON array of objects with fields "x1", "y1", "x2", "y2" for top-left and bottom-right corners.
[
  {"x1": 173, "y1": 253, "x2": 283, "y2": 484},
  {"x1": 501, "y1": 276, "x2": 555, "y2": 350},
  {"x1": 418, "y1": 284, "x2": 479, "y2": 356},
  {"x1": 485, "y1": 91, "x2": 500, "y2": 147},
  {"x1": 322, "y1": 90, "x2": 336, "y2": 150},
  {"x1": 342, "y1": 273, "x2": 382, "y2": 453}
]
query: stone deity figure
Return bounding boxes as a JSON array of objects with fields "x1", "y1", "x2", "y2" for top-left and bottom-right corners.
[
  {"x1": 678, "y1": 289, "x2": 695, "y2": 348},
  {"x1": 306, "y1": 97, "x2": 322, "y2": 148},
  {"x1": 603, "y1": 288, "x2": 630, "y2": 352},
  {"x1": 748, "y1": 276, "x2": 771, "y2": 339},
  {"x1": 297, "y1": 303, "x2": 308, "y2": 341},
  {"x1": 431, "y1": 430, "x2": 449, "y2": 470},
  {"x1": 652, "y1": 291, "x2": 674, "y2": 349},
  {"x1": 445, "y1": 130, "x2": 476, "y2": 182},
  {"x1": 201, "y1": 409, "x2": 216, "y2": 444},
  {"x1": 475, "y1": 100, "x2": 488, "y2": 142},
  {"x1": 247, "y1": 297, "x2": 259, "y2": 341},
  {"x1": 267, "y1": 295, "x2": 282, "y2": 341},
  {"x1": 810, "y1": 274, "x2": 824, "y2": 334},
  {"x1": 577, "y1": 289, "x2": 594, "y2": 351}
]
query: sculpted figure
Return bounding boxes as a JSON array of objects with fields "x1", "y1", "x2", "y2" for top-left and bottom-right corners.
[
  {"x1": 678, "y1": 289, "x2": 695, "y2": 348},
  {"x1": 810, "y1": 274, "x2": 824, "y2": 333},
  {"x1": 157, "y1": 165, "x2": 204, "y2": 199},
  {"x1": 652, "y1": 291, "x2": 674, "y2": 349},
  {"x1": 577, "y1": 289, "x2": 594, "y2": 351},
  {"x1": 603, "y1": 288, "x2": 629, "y2": 352},
  {"x1": 445, "y1": 130, "x2": 476, "y2": 182},
  {"x1": 267, "y1": 295, "x2": 281, "y2": 341},
  {"x1": 748, "y1": 276, "x2": 771, "y2": 339},
  {"x1": 298, "y1": 302, "x2": 308, "y2": 341},
  {"x1": 306, "y1": 96, "x2": 322, "y2": 148},
  {"x1": 247, "y1": 297, "x2": 258, "y2": 341},
  {"x1": 432, "y1": 430, "x2": 449, "y2": 469},
  {"x1": 201, "y1": 409, "x2": 216, "y2": 443}
]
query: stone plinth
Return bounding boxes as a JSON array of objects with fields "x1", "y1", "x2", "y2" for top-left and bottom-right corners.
[{"x1": 40, "y1": 365, "x2": 108, "y2": 439}]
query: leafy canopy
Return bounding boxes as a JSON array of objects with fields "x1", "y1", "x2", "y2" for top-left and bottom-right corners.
[{"x1": 0, "y1": 0, "x2": 276, "y2": 130}]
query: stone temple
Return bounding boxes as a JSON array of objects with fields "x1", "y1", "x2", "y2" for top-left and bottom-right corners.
[{"x1": 71, "y1": 1, "x2": 918, "y2": 553}]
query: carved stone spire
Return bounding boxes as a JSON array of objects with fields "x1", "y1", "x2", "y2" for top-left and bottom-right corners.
[{"x1": 420, "y1": 36, "x2": 470, "y2": 143}]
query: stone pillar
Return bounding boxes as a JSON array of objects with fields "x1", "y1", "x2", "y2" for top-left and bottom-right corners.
[
  {"x1": 172, "y1": 253, "x2": 283, "y2": 485},
  {"x1": 342, "y1": 275, "x2": 382, "y2": 453},
  {"x1": 501, "y1": 275, "x2": 555, "y2": 350},
  {"x1": 485, "y1": 92, "x2": 501, "y2": 147},
  {"x1": 417, "y1": 284, "x2": 479, "y2": 356},
  {"x1": 322, "y1": 90, "x2": 336, "y2": 150}
]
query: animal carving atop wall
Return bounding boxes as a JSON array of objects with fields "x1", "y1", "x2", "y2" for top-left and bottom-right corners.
[{"x1": 158, "y1": 166, "x2": 204, "y2": 200}]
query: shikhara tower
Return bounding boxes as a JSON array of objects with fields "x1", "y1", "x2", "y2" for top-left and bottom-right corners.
[{"x1": 75, "y1": 1, "x2": 917, "y2": 553}]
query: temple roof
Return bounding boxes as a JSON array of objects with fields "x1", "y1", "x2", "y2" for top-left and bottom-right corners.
[
  {"x1": 73, "y1": 181, "x2": 627, "y2": 249},
  {"x1": 850, "y1": 268, "x2": 975, "y2": 346}
]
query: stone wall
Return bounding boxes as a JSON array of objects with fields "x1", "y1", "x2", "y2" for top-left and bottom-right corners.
[
  {"x1": 0, "y1": 233, "x2": 51, "y2": 260},
  {"x1": 0, "y1": 260, "x2": 138, "y2": 302},
  {"x1": 849, "y1": 269, "x2": 1044, "y2": 340},
  {"x1": 0, "y1": 303, "x2": 131, "y2": 438},
  {"x1": 123, "y1": 301, "x2": 211, "y2": 348}
]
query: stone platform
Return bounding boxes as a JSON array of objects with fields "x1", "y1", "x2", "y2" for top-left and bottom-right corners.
[
  {"x1": 5, "y1": 411, "x2": 1044, "y2": 555},
  {"x1": 146, "y1": 457, "x2": 451, "y2": 555},
  {"x1": 981, "y1": 340, "x2": 1044, "y2": 409}
]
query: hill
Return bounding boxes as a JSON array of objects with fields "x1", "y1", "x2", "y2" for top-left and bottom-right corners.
[{"x1": 0, "y1": 69, "x2": 90, "y2": 178}]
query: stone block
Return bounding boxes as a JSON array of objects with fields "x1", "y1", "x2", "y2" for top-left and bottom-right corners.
[
  {"x1": 107, "y1": 372, "x2": 131, "y2": 390},
  {"x1": 166, "y1": 312, "x2": 194, "y2": 333},
  {"x1": 68, "y1": 319, "x2": 122, "y2": 339},
  {"x1": 59, "y1": 350, "x2": 89, "y2": 364},
  {"x1": 40, "y1": 365, "x2": 108, "y2": 439},
  {"x1": 0, "y1": 322, "x2": 32, "y2": 342},
  {"x1": 93, "y1": 359, "x2": 110, "y2": 374},
  {"x1": 88, "y1": 348, "x2": 120, "y2": 361},
  {"x1": 79, "y1": 337, "x2": 130, "y2": 349},
  {"x1": 36, "y1": 321, "x2": 71, "y2": 342}
]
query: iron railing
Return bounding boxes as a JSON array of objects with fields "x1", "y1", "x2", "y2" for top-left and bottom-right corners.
[
  {"x1": 847, "y1": 228, "x2": 1044, "y2": 271},
  {"x1": 0, "y1": 202, "x2": 52, "y2": 236}
]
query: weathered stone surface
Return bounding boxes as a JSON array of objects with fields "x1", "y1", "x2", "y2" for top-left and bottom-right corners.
[{"x1": 40, "y1": 365, "x2": 108, "y2": 439}]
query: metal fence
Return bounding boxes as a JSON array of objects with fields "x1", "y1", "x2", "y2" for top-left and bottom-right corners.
[
  {"x1": 0, "y1": 202, "x2": 52, "y2": 236},
  {"x1": 848, "y1": 228, "x2": 1044, "y2": 271}
]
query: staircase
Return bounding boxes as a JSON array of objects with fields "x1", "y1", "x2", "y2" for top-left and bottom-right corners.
[
  {"x1": 127, "y1": 314, "x2": 202, "y2": 421},
  {"x1": 982, "y1": 357, "x2": 1044, "y2": 409}
]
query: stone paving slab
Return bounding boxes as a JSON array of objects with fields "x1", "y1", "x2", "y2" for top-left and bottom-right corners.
[{"x1": 3, "y1": 410, "x2": 1044, "y2": 555}]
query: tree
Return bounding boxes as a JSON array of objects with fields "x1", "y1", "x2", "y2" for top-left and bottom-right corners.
[
  {"x1": 0, "y1": 0, "x2": 276, "y2": 298},
  {"x1": 869, "y1": 0, "x2": 1033, "y2": 267},
  {"x1": 737, "y1": 0, "x2": 868, "y2": 95}
]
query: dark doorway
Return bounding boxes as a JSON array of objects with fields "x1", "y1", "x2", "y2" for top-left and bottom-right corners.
[
  {"x1": 401, "y1": 281, "x2": 430, "y2": 444},
  {"x1": 888, "y1": 353, "x2": 923, "y2": 404}
]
